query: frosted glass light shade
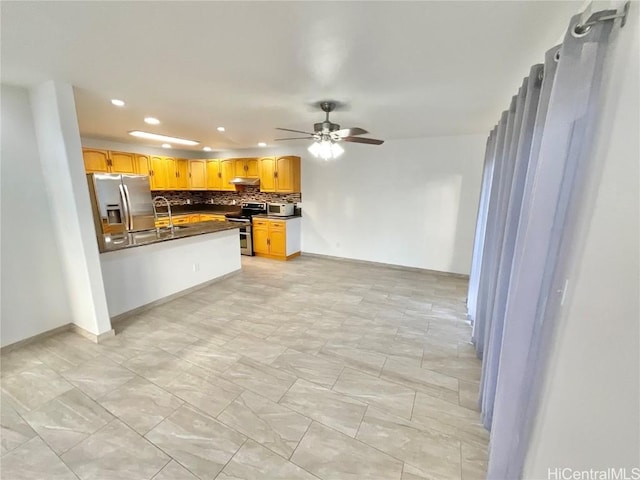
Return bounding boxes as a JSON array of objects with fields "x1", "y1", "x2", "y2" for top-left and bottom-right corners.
[{"x1": 308, "y1": 139, "x2": 344, "y2": 160}]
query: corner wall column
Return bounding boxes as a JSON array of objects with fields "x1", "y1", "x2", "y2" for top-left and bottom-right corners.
[{"x1": 29, "y1": 80, "x2": 113, "y2": 339}]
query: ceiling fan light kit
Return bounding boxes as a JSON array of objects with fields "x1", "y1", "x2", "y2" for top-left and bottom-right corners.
[
  {"x1": 276, "y1": 101, "x2": 384, "y2": 160},
  {"x1": 308, "y1": 138, "x2": 344, "y2": 160}
]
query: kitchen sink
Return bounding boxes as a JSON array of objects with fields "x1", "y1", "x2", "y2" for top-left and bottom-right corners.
[
  {"x1": 127, "y1": 226, "x2": 193, "y2": 244},
  {"x1": 103, "y1": 222, "x2": 218, "y2": 251}
]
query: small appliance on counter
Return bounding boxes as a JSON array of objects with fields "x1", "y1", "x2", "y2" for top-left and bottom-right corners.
[
  {"x1": 225, "y1": 202, "x2": 267, "y2": 255},
  {"x1": 267, "y1": 202, "x2": 295, "y2": 217},
  {"x1": 87, "y1": 173, "x2": 156, "y2": 250}
]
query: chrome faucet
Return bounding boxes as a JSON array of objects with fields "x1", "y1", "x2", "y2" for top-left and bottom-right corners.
[{"x1": 152, "y1": 196, "x2": 174, "y2": 233}]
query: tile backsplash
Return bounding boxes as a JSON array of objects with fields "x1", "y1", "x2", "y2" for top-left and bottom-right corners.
[{"x1": 151, "y1": 186, "x2": 301, "y2": 206}]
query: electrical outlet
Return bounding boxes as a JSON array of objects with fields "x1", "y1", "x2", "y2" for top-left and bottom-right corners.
[{"x1": 193, "y1": 263, "x2": 200, "y2": 272}]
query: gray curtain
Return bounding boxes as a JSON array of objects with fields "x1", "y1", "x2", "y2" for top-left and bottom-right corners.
[
  {"x1": 467, "y1": 129, "x2": 496, "y2": 325},
  {"x1": 466, "y1": 3, "x2": 626, "y2": 478}
]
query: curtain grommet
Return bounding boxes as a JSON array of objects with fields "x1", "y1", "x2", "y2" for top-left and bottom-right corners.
[{"x1": 572, "y1": 23, "x2": 592, "y2": 38}]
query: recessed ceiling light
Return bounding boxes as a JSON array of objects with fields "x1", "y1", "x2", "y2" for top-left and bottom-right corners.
[
  {"x1": 144, "y1": 117, "x2": 160, "y2": 125},
  {"x1": 128, "y1": 131, "x2": 199, "y2": 146},
  {"x1": 203, "y1": 146, "x2": 212, "y2": 152},
  {"x1": 111, "y1": 99, "x2": 125, "y2": 106},
  {"x1": 217, "y1": 126, "x2": 225, "y2": 132},
  {"x1": 258, "y1": 142, "x2": 267, "y2": 147},
  {"x1": 162, "y1": 143, "x2": 172, "y2": 149}
]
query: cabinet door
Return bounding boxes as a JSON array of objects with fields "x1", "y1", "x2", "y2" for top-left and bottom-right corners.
[
  {"x1": 252, "y1": 226, "x2": 270, "y2": 255},
  {"x1": 276, "y1": 156, "x2": 301, "y2": 193},
  {"x1": 206, "y1": 159, "x2": 222, "y2": 190},
  {"x1": 175, "y1": 159, "x2": 189, "y2": 189},
  {"x1": 233, "y1": 158, "x2": 245, "y2": 177},
  {"x1": 220, "y1": 159, "x2": 236, "y2": 191},
  {"x1": 245, "y1": 158, "x2": 259, "y2": 177},
  {"x1": 109, "y1": 151, "x2": 136, "y2": 174},
  {"x1": 83, "y1": 149, "x2": 110, "y2": 173},
  {"x1": 134, "y1": 154, "x2": 151, "y2": 176},
  {"x1": 173, "y1": 216, "x2": 190, "y2": 225},
  {"x1": 258, "y1": 157, "x2": 276, "y2": 192},
  {"x1": 200, "y1": 214, "x2": 226, "y2": 222},
  {"x1": 149, "y1": 156, "x2": 166, "y2": 190},
  {"x1": 189, "y1": 160, "x2": 207, "y2": 189},
  {"x1": 269, "y1": 224, "x2": 287, "y2": 257},
  {"x1": 164, "y1": 157, "x2": 178, "y2": 190}
]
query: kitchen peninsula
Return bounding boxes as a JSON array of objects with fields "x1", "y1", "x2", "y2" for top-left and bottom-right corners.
[
  {"x1": 100, "y1": 223, "x2": 241, "y2": 318},
  {"x1": 81, "y1": 145, "x2": 304, "y2": 318},
  {"x1": 85, "y1": 169, "x2": 248, "y2": 319}
]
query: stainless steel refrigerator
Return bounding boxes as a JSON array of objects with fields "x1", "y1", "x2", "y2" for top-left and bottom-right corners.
[{"x1": 87, "y1": 173, "x2": 155, "y2": 244}]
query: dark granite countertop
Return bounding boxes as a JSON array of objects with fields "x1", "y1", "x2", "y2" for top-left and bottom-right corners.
[
  {"x1": 253, "y1": 214, "x2": 302, "y2": 220},
  {"x1": 100, "y1": 221, "x2": 241, "y2": 253},
  {"x1": 155, "y1": 205, "x2": 242, "y2": 217}
]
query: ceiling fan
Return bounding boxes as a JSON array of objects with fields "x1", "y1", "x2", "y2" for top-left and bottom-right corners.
[{"x1": 275, "y1": 101, "x2": 384, "y2": 159}]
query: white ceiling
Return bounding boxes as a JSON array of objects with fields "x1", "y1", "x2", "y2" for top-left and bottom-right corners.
[{"x1": 2, "y1": 1, "x2": 579, "y2": 152}]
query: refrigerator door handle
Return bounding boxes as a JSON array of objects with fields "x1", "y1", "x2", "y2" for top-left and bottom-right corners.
[{"x1": 119, "y1": 183, "x2": 131, "y2": 231}]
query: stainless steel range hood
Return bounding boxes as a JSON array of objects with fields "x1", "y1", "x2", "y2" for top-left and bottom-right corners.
[{"x1": 229, "y1": 177, "x2": 260, "y2": 186}]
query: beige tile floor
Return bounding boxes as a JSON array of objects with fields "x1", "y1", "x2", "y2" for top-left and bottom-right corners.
[{"x1": 0, "y1": 255, "x2": 488, "y2": 480}]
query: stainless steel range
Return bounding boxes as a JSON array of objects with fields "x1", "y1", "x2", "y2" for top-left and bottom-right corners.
[{"x1": 225, "y1": 202, "x2": 267, "y2": 256}]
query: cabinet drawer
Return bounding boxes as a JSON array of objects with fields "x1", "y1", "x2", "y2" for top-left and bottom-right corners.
[
  {"x1": 173, "y1": 216, "x2": 190, "y2": 224},
  {"x1": 269, "y1": 221, "x2": 285, "y2": 230},
  {"x1": 200, "y1": 214, "x2": 226, "y2": 222},
  {"x1": 189, "y1": 215, "x2": 201, "y2": 223},
  {"x1": 253, "y1": 219, "x2": 269, "y2": 227},
  {"x1": 155, "y1": 218, "x2": 170, "y2": 227}
]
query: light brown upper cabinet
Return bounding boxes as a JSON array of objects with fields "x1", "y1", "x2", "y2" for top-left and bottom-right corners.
[
  {"x1": 175, "y1": 158, "x2": 189, "y2": 190},
  {"x1": 206, "y1": 158, "x2": 235, "y2": 191},
  {"x1": 189, "y1": 160, "x2": 207, "y2": 190},
  {"x1": 149, "y1": 155, "x2": 169, "y2": 190},
  {"x1": 82, "y1": 149, "x2": 135, "y2": 174},
  {"x1": 109, "y1": 151, "x2": 136, "y2": 173},
  {"x1": 234, "y1": 158, "x2": 259, "y2": 177},
  {"x1": 258, "y1": 156, "x2": 301, "y2": 193},
  {"x1": 206, "y1": 159, "x2": 222, "y2": 190},
  {"x1": 164, "y1": 157, "x2": 177, "y2": 190},
  {"x1": 220, "y1": 159, "x2": 237, "y2": 191},
  {"x1": 161, "y1": 157, "x2": 188, "y2": 190},
  {"x1": 83, "y1": 148, "x2": 301, "y2": 193},
  {"x1": 134, "y1": 154, "x2": 151, "y2": 176},
  {"x1": 83, "y1": 149, "x2": 109, "y2": 172}
]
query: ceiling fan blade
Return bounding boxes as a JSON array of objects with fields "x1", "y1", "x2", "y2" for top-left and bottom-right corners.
[
  {"x1": 274, "y1": 137, "x2": 313, "y2": 141},
  {"x1": 276, "y1": 127, "x2": 316, "y2": 136},
  {"x1": 334, "y1": 127, "x2": 369, "y2": 137},
  {"x1": 342, "y1": 136, "x2": 384, "y2": 145}
]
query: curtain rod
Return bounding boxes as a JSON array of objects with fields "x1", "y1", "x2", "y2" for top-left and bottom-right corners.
[{"x1": 573, "y1": 1, "x2": 630, "y2": 37}]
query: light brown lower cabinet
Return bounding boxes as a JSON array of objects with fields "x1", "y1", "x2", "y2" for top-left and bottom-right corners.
[{"x1": 252, "y1": 217, "x2": 301, "y2": 260}]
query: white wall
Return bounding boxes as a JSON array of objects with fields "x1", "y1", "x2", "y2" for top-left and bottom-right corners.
[
  {"x1": 524, "y1": 5, "x2": 639, "y2": 476},
  {"x1": 100, "y1": 229, "x2": 240, "y2": 317},
  {"x1": 301, "y1": 135, "x2": 485, "y2": 275},
  {"x1": 30, "y1": 81, "x2": 112, "y2": 337},
  {"x1": 0, "y1": 85, "x2": 72, "y2": 346},
  {"x1": 222, "y1": 136, "x2": 485, "y2": 274}
]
